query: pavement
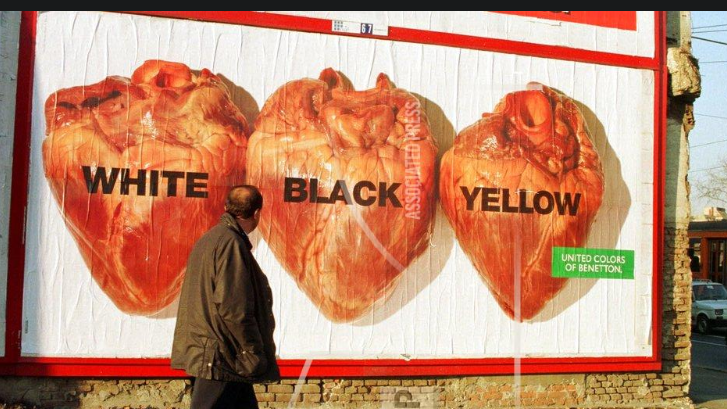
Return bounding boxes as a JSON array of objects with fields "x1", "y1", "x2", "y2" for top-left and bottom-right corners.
[{"x1": 691, "y1": 327, "x2": 727, "y2": 409}]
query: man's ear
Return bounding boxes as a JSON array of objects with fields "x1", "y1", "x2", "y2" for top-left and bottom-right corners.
[{"x1": 254, "y1": 208, "x2": 261, "y2": 219}]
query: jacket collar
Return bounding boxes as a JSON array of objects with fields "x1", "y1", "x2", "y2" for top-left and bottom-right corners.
[{"x1": 221, "y1": 212, "x2": 253, "y2": 251}]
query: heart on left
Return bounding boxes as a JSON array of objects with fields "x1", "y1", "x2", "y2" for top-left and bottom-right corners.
[{"x1": 42, "y1": 60, "x2": 249, "y2": 315}]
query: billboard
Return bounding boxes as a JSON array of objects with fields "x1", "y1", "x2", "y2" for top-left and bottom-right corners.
[{"x1": 9, "y1": 11, "x2": 663, "y2": 375}]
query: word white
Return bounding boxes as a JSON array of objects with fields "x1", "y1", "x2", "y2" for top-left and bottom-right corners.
[{"x1": 82, "y1": 166, "x2": 208, "y2": 198}]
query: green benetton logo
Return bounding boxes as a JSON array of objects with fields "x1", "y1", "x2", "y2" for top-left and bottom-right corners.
[{"x1": 552, "y1": 247, "x2": 634, "y2": 279}]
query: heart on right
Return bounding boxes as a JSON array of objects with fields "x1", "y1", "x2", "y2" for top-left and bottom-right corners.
[{"x1": 440, "y1": 83, "x2": 605, "y2": 321}]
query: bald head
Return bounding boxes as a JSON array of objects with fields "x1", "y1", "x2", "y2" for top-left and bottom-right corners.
[{"x1": 225, "y1": 185, "x2": 263, "y2": 219}]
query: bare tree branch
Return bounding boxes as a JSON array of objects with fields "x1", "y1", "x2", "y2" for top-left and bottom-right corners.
[{"x1": 695, "y1": 157, "x2": 727, "y2": 207}]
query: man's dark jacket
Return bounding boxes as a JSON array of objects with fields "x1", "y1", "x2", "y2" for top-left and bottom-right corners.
[{"x1": 171, "y1": 213, "x2": 280, "y2": 383}]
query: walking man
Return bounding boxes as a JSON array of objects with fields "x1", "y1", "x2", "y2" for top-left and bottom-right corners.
[{"x1": 172, "y1": 185, "x2": 279, "y2": 408}]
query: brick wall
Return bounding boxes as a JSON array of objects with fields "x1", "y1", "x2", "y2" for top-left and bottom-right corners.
[
  {"x1": 0, "y1": 373, "x2": 695, "y2": 408},
  {"x1": 0, "y1": 11, "x2": 701, "y2": 409}
]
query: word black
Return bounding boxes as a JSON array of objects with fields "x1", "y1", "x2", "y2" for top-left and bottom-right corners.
[{"x1": 284, "y1": 177, "x2": 402, "y2": 207}]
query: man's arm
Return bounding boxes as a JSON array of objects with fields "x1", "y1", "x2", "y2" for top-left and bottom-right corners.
[{"x1": 212, "y1": 237, "x2": 265, "y2": 354}]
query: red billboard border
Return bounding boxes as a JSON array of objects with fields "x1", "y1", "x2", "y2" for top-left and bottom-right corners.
[{"x1": 0, "y1": 11, "x2": 666, "y2": 377}]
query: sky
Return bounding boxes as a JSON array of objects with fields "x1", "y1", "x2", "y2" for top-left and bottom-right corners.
[{"x1": 688, "y1": 11, "x2": 727, "y2": 215}]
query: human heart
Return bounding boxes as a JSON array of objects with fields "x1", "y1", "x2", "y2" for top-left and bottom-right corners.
[
  {"x1": 440, "y1": 83, "x2": 604, "y2": 321},
  {"x1": 43, "y1": 60, "x2": 249, "y2": 315},
  {"x1": 247, "y1": 68, "x2": 437, "y2": 322}
]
